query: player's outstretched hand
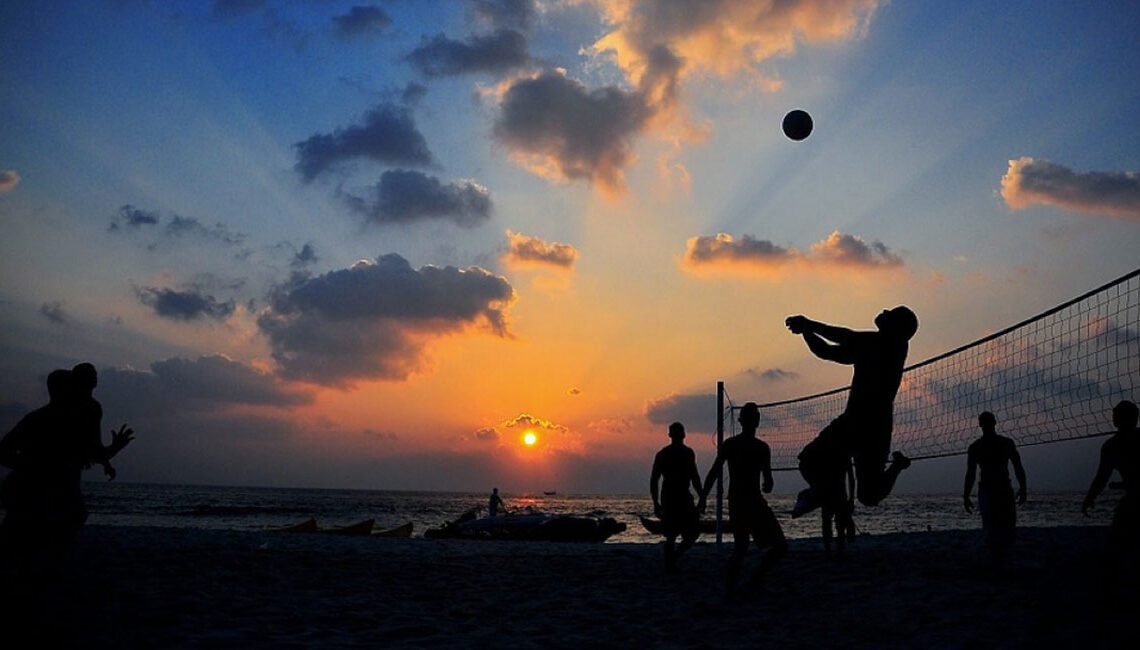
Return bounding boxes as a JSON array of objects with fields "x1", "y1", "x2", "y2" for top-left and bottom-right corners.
[{"x1": 785, "y1": 315, "x2": 809, "y2": 334}]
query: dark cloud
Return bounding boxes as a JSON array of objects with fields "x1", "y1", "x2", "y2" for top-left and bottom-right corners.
[
  {"x1": 108, "y1": 204, "x2": 159, "y2": 232},
  {"x1": 148, "y1": 355, "x2": 312, "y2": 407},
  {"x1": 1002, "y1": 157, "x2": 1140, "y2": 221},
  {"x1": 258, "y1": 253, "x2": 515, "y2": 385},
  {"x1": 39, "y1": 301, "x2": 68, "y2": 325},
  {"x1": 294, "y1": 104, "x2": 434, "y2": 182},
  {"x1": 332, "y1": 5, "x2": 392, "y2": 40},
  {"x1": 406, "y1": 29, "x2": 530, "y2": 78},
  {"x1": 291, "y1": 242, "x2": 319, "y2": 268},
  {"x1": 471, "y1": 0, "x2": 535, "y2": 30},
  {"x1": 502, "y1": 230, "x2": 578, "y2": 269},
  {"x1": 472, "y1": 427, "x2": 500, "y2": 441},
  {"x1": 165, "y1": 215, "x2": 248, "y2": 247},
  {"x1": 644, "y1": 393, "x2": 717, "y2": 433},
  {"x1": 493, "y1": 71, "x2": 654, "y2": 195},
  {"x1": 402, "y1": 82, "x2": 428, "y2": 105},
  {"x1": 344, "y1": 170, "x2": 492, "y2": 227},
  {"x1": 137, "y1": 286, "x2": 236, "y2": 321},
  {"x1": 0, "y1": 170, "x2": 21, "y2": 193}
]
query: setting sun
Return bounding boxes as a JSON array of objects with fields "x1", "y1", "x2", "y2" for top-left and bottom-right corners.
[{"x1": 523, "y1": 431, "x2": 538, "y2": 446}]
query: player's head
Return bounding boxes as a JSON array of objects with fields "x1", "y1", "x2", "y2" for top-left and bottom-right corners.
[
  {"x1": 46, "y1": 369, "x2": 73, "y2": 403},
  {"x1": 1112, "y1": 400, "x2": 1138, "y2": 432},
  {"x1": 71, "y1": 362, "x2": 98, "y2": 393},
  {"x1": 875, "y1": 306, "x2": 918, "y2": 341},
  {"x1": 668, "y1": 421, "x2": 686, "y2": 440},
  {"x1": 738, "y1": 402, "x2": 760, "y2": 430},
  {"x1": 978, "y1": 411, "x2": 996, "y2": 432}
]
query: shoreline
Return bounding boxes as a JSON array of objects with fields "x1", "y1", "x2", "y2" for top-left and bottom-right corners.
[{"x1": 9, "y1": 524, "x2": 1132, "y2": 647}]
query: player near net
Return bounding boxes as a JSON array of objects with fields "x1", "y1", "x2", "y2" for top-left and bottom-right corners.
[{"x1": 785, "y1": 306, "x2": 919, "y2": 515}]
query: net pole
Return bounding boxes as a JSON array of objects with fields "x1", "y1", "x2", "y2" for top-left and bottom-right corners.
[{"x1": 716, "y1": 380, "x2": 724, "y2": 547}]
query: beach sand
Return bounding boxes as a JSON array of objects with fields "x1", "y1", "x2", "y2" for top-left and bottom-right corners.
[{"x1": 8, "y1": 525, "x2": 1136, "y2": 648}]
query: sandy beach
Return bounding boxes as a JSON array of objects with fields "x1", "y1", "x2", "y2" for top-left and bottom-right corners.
[{"x1": 3, "y1": 524, "x2": 1130, "y2": 648}]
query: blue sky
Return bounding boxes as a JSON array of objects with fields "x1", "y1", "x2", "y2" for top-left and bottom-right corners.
[{"x1": 1, "y1": 1, "x2": 1138, "y2": 493}]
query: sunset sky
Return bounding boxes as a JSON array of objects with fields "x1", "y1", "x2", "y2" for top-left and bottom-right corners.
[{"x1": 2, "y1": 1, "x2": 1138, "y2": 493}]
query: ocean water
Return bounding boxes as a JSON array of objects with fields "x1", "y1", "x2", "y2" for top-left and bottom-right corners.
[{"x1": 70, "y1": 482, "x2": 1119, "y2": 544}]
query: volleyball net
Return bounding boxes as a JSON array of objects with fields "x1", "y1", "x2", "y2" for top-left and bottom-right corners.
[{"x1": 719, "y1": 268, "x2": 1140, "y2": 471}]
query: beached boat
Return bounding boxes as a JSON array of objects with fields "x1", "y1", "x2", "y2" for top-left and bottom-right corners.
[
  {"x1": 373, "y1": 522, "x2": 414, "y2": 538},
  {"x1": 425, "y1": 511, "x2": 625, "y2": 542},
  {"x1": 638, "y1": 515, "x2": 732, "y2": 535},
  {"x1": 270, "y1": 517, "x2": 319, "y2": 533},
  {"x1": 324, "y1": 518, "x2": 375, "y2": 536}
]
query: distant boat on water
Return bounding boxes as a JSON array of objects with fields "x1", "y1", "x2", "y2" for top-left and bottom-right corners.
[{"x1": 543, "y1": 491, "x2": 557, "y2": 496}]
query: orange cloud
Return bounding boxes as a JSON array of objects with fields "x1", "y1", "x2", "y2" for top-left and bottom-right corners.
[
  {"x1": 0, "y1": 170, "x2": 19, "y2": 193},
  {"x1": 593, "y1": 0, "x2": 880, "y2": 82},
  {"x1": 502, "y1": 230, "x2": 579, "y2": 270},
  {"x1": 681, "y1": 231, "x2": 903, "y2": 276},
  {"x1": 1001, "y1": 157, "x2": 1140, "y2": 221}
]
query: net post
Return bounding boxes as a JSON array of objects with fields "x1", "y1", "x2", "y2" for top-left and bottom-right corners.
[{"x1": 716, "y1": 380, "x2": 724, "y2": 547}]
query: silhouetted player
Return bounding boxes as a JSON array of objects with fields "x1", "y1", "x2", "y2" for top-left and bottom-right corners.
[
  {"x1": 821, "y1": 462, "x2": 856, "y2": 558},
  {"x1": 488, "y1": 487, "x2": 505, "y2": 517},
  {"x1": 1082, "y1": 400, "x2": 1139, "y2": 576},
  {"x1": 963, "y1": 411, "x2": 1027, "y2": 563},
  {"x1": 699, "y1": 403, "x2": 787, "y2": 594},
  {"x1": 650, "y1": 422, "x2": 702, "y2": 570},
  {"x1": 786, "y1": 307, "x2": 918, "y2": 513}
]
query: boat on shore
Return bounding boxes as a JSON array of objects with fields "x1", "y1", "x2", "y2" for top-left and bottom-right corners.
[
  {"x1": 269, "y1": 517, "x2": 319, "y2": 533},
  {"x1": 638, "y1": 515, "x2": 732, "y2": 535},
  {"x1": 426, "y1": 510, "x2": 625, "y2": 542},
  {"x1": 374, "y1": 522, "x2": 414, "y2": 538},
  {"x1": 324, "y1": 518, "x2": 375, "y2": 536}
]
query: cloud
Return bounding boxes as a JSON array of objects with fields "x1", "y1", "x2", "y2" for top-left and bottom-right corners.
[
  {"x1": 472, "y1": 427, "x2": 500, "y2": 441},
  {"x1": 493, "y1": 70, "x2": 655, "y2": 195},
  {"x1": 471, "y1": 0, "x2": 535, "y2": 31},
  {"x1": 746, "y1": 367, "x2": 800, "y2": 383},
  {"x1": 406, "y1": 29, "x2": 531, "y2": 78},
  {"x1": 136, "y1": 286, "x2": 236, "y2": 321},
  {"x1": 681, "y1": 231, "x2": 903, "y2": 275},
  {"x1": 149, "y1": 355, "x2": 311, "y2": 407},
  {"x1": 294, "y1": 103, "x2": 434, "y2": 181},
  {"x1": 39, "y1": 301, "x2": 68, "y2": 325},
  {"x1": 1001, "y1": 157, "x2": 1140, "y2": 221},
  {"x1": 0, "y1": 170, "x2": 20, "y2": 193},
  {"x1": 291, "y1": 242, "x2": 319, "y2": 268},
  {"x1": 593, "y1": 0, "x2": 879, "y2": 83},
  {"x1": 808, "y1": 231, "x2": 903, "y2": 267},
  {"x1": 257, "y1": 253, "x2": 515, "y2": 385},
  {"x1": 502, "y1": 413, "x2": 568, "y2": 433},
  {"x1": 166, "y1": 215, "x2": 248, "y2": 247},
  {"x1": 344, "y1": 170, "x2": 493, "y2": 227},
  {"x1": 644, "y1": 393, "x2": 717, "y2": 433},
  {"x1": 108, "y1": 204, "x2": 159, "y2": 231},
  {"x1": 502, "y1": 230, "x2": 578, "y2": 269},
  {"x1": 332, "y1": 5, "x2": 392, "y2": 40}
]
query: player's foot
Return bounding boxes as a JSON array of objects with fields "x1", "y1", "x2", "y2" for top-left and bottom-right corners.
[
  {"x1": 891, "y1": 451, "x2": 912, "y2": 470},
  {"x1": 791, "y1": 487, "x2": 819, "y2": 518}
]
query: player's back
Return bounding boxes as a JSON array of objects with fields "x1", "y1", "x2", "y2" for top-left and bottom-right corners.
[{"x1": 723, "y1": 436, "x2": 769, "y2": 500}]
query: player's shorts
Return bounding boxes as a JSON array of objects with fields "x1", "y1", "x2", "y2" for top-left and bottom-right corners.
[
  {"x1": 729, "y1": 496, "x2": 786, "y2": 553},
  {"x1": 660, "y1": 494, "x2": 699, "y2": 540}
]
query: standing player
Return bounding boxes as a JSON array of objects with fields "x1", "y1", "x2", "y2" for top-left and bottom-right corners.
[
  {"x1": 649, "y1": 422, "x2": 703, "y2": 571},
  {"x1": 963, "y1": 411, "x2": 1028, "y2": 564},
  {"x1": 699, "y1": 403, "x2": 787, "y2": 595}
]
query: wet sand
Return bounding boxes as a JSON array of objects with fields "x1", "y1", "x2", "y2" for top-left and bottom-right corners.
[{"x1": 13, "y1": 525, "x2": 1137, "y2": 648}]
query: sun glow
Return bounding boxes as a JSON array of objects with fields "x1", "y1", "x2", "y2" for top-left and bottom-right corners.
[{"x1": 523, "y1": 431, "x2": 538, "y2": 446}]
